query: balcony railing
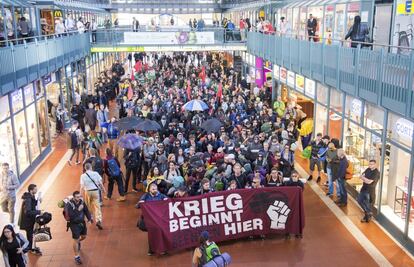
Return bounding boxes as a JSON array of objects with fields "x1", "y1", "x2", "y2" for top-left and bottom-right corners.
[
  {"x1": 92, "y1": 27, "x2": 246, "y2": 45},
  {"x1": 247, "y1": 31, "x2": 414, "y2": 118},
  {"x1": 0, "y1": 32, "x2": 91, "y2": 95}
]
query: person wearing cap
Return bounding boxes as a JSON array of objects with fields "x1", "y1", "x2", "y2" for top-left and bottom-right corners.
[{"x1": 192, "y1": 231, "x2": 221, "y2": 267}]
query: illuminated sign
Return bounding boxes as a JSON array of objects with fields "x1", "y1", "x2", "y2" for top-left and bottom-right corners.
[
  {"x1": 54, "y1": 10, "x2": 63, "y2": 18},
  {"x1": 397, "y1": 0, "x2": 414, "y2": 14},
  {"x1": 295, "y1": 74, "x2": 304, "y2": 93},
  {"x1": 91, "y1": 45, "x2": 247, "y2": 53},
  {"x1": 395, "y1": 118, "x2": 413, "y2": 139},
  {"x1": 305, "y1": 78, "x2": 315, "y2": 98},
  {"x1": 287, "y1": 71, "x2": 295, "y2": 88}
]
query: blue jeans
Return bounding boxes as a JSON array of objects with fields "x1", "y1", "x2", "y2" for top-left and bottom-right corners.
[
  {"x1": 357, "y1": 190, "x2": 371, "y2": 214},
  {"x1": 327, "y1": 167, "x2": 333, "y2": 195},
  {"x1": 337, "y1": 177, "x2": 347, "y2": 204}
]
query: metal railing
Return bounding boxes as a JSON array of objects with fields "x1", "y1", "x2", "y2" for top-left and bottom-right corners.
[
  {"x1": 91, "y1": 28, "x2": 247, "y2": 45},
  {"x1": 0, "y1": 30, "x2": 86, "y2": 47},
  {"x1": 247, "y1": 31, "x2": 414, "y2": 117},
  {"x1": 0, "y1": 32, "x2": 91, "y2": 95}
]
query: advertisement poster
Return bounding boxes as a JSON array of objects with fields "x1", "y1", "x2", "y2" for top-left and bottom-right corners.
[
  {"x1": 305, "y1": 78, "x2": 316, "y2": 98},
  {"x1": 141, "y1": 187, "x2": 305, "y2": 253},
  {"x1": 255, "y1": 57, "x2": 264, "y2": 87},
  {"x1": 280, "y1": 67, "x2": 287, "y2": 83},
  {"x1": 287, "y1": 71, "x2": 295, "y2": 88},
  {"x1": 295, "y1": 74, "x2": 305, "y2": 93},
  {"x1": 393, "y1": 2, "x2": 414, "y2": 54},
  {"x1": 124, "y1": 31, "x2": 215, "y2": 45}
]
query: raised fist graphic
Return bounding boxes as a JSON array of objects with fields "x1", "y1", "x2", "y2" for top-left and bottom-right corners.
[{"x1": 266, "y1": 200, "x2": 291, "y2": 230}]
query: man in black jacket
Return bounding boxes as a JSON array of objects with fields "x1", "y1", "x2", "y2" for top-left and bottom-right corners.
[
  {"x1": 18, "y1": 184, "x2": 42, "y2": 256},
  {"x1": 64, "y1": 191, "x2": 92, "y2": 265},
  {"x1": 308, "y1": 133, "x2": 323, "y2": 183},
  {"x1": 124, "y1": 147, "x2": 141, "y2": 193}
]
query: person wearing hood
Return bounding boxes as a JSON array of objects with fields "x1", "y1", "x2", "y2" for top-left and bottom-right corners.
[
  {"x1": 18, "y1": 184, "x2": 42, "y2": 256},
  {"x1": 0, "y1": 163, "x2": 20, "y2": 224}
]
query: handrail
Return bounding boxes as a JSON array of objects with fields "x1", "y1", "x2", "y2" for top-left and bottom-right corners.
[
  {"x1": 0, "y1": 30, "x2": 86, "y2": 46},
  {"x1": 253, "y1": 30, "x2": 414, "y2": 52}
]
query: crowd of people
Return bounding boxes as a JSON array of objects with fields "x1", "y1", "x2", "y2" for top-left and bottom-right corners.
[{"x1": 0, "y1": 51, "x2": 381, "y2": 266}]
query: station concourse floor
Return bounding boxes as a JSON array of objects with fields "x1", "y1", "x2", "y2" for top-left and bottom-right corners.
[
  {"x1": 3, "y1": 118, "x2": 414, "y2": 266},
  {"x1": 2, "y1": 137, "x2": 411, "y2": 267}
]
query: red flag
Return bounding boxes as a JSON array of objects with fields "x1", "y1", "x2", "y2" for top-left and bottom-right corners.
[
  {"x1": 217, "y1": 82, "x2": 223, "y2": 102},
  {"x1": 186, "y1": 80, "x2": 191, "y2": 100},
  {"x1": 199, "y1": 66, "x2": 206, "y2": 83},
  {"x1": 127, "y1": 85, "x2": 133, "y2": 100},
  {"x1": 130, "y1": 69, "x2": 135, "y2": 81},
  {"x1": 134, "y1": 61, "x2": 142, "y2": 73}
]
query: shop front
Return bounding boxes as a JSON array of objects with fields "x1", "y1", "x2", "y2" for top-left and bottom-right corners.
[
  {"x1": 277, "y1": 0, "x2": 371, "y2": 42},
  {"x1": 0, "y1": 80, "x2": 51, "y2": 181},
  {"x1": 272, "y1": 60, "x2": 414, "y2": 251}
]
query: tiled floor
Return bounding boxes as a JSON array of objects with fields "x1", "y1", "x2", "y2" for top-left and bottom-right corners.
[
  {"x1": 1, "y1": 141, "x2": 401, "y2": 267},
  {"x1": 3, "y1": 117, "x2": 414, "y2": 266}
]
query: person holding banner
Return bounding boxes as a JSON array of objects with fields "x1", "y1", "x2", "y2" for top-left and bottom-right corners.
[{"x1": 138, "y1": 183, "x2": 168, "y2": 256}]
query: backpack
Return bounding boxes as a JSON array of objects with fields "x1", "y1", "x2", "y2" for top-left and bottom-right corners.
[
  {"x1": 126, "y1": 150, "x2": 139, "y2": 168},
  {"x1": 70, "y1": 131, "x2": 78, "y2": 147},
  {"x1": 200, "y1": 242, "x2": 221, "y2": 266},
  {"x1": 92, "y1": 157, "x2": 104, "y2": 174},
  {"x1": 107, "y1": 158, "x2": 121, "y2": 177},
  {"x1": 345, "y1": 160, "x2": 353, "y2": 180}
]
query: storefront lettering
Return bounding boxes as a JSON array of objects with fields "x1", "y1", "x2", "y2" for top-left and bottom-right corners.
[{"x1": 395, "y1": 118, "x2": 413, "y2": 139}]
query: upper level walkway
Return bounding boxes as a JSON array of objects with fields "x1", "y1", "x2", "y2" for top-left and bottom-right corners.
[{"x1": 246, "y1": 31, "x2": 414, "y2": 120}]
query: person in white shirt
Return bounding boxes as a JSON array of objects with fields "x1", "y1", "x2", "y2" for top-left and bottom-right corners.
[
  {"x1": 64, "y1": 14, "x2": 75, "y2": 32},
  {"x1": 279, "y1": 17, "x2": 291, "y2": 36},
  {"x1": 91, "y1": 19, "x2": 97, "y2": 42},
  {"x1": 76, "y1": 17, "x2": 85, "y2": 34},
  {"x1": 55, "y1": 18, "x2": 65, "y2": 36},
  {"x1": 80, "y1": 163, "x2": 105, "y2": 230}
]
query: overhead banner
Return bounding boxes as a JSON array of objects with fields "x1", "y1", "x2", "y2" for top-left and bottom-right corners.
[
  {"x1": 141, "y1": 187, "x2": 305, "y2": 254},
  {"x1": 123, "y1": 31, "x2": 215, "y2": 45}
]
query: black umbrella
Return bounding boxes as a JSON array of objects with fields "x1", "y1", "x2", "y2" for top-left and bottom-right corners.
[
  {"x1": 200, "y1": 118, "x2": 223, "y2": 133},
  {"x1": 135, "y1": 119, "x2": 161, "y2": 132},
  {"x1": 112, "y1": 116, "x2": 142, "y2": 131}
]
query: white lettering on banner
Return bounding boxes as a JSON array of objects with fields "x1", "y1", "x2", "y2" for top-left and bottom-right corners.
[
  {"x1": 123, "y1": 31, "x2": 215, "y2": 45},
  {"x1": 224, "y1": 219, "x2": 263, "y2": 236},
  {"x1": 226, "y1": 193, "x2": 243, "y2": 210},
  {"x1": 168, "y1": 193, "x2": 266, "y2": 235},
  {"x1": 210, "y1": 196, "x2": 225, "y2": 212}
]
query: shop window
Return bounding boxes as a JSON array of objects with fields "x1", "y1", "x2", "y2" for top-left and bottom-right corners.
[
  {"x1": 26, "y1": 104, "x2": 40, "y2": 160},
  {"x1": 14, "y1": 111, "x2": 30, "y2": 175},
  {"x1": 343, "y1": 120, "x2": 383, "y2": 191},
  {"x1": 379, "y1": 144, "x2": 410, "y2": 234},
  {"x1": 11, "y1": 89, "x2": 24, "y2": 114},
  {"x1": 0, "y1": 120, "x2": 16, "y2": 172},
  {"x1": 35, "y1": 79, "x2": 45, "y2": 99},
  {"x1": 345, "y1": 95, "x2": 362, "y2": 123},
  {"x1": 316, "y1": 83, "x2": 328, "y2": 105},
  {"x1": 334, "y1": 4, "x2": 346, "y2": 41},
  {"x1": 315, "y1": 103, "x2": 328, "y2": 136},
  {"x1": 364, "y1": 103, "x2": 384, "y2": 136},
  {"x1": 387, "y1": 112, "x2": 413, "y2": 149},
  {"x1": 330, "y1": 88, "x2": 343, "y2": 113},
  {"x1": 24, "y1": 83, "x2": 35, "y2": 106},
  {"x1": 0, "y1": 95, "x2": 11, "y2": 122},
  {"x1": 36, "y1": 96, "x2": 49, "y2": 149}
]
